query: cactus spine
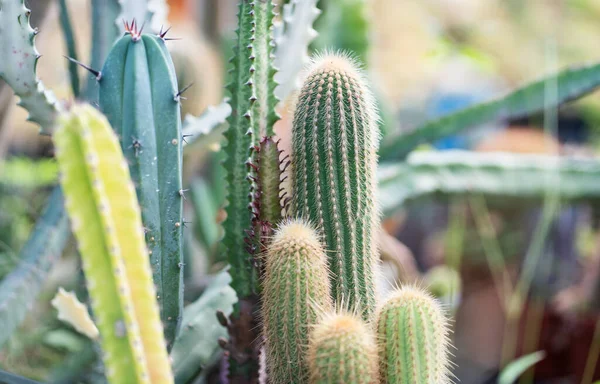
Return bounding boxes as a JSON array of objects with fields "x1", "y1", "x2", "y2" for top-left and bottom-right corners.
[
  {"x1": 291, "y1": 53, "x2": 379, "y2": 319},
  {"x1": 262, "y1": 219, "x2": 332, "y2": 384},
  {"x1": 54, "y1": 104, "x2": 173, "y2": 383},
  {"x1": 98, "y1": 25, "x2": 183, "y2": 348},
  {"x1": 376, "y1": 286, "x2": 451, "y2": 384},
  {"x1": 308, "y1": 312, "x2": 378, "y2": 384}
]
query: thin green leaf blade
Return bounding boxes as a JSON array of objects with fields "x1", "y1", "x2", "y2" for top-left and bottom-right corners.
[
  {"x1": 380, "y1": 63, "x2": 600, "y2": 160},
  {"x1": 498, "y1": 351, "x2": 546, "y2": 384}
]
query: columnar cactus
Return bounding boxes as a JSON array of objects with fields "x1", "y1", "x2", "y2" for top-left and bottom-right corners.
[
  {"x1": 98, "y1": 22, "x2": 183, "y2": 348},
  {"x1": 376, "y1": 286, "x2": 451, "y2": 384},
  {"x1": 307, "y1": 312, "x2": 378, "y2": 384},
  {"x1": 54, "y1": 104, "x2": 173, "y2": 383},
  {"x1": 291, "y1": 53, "x2": 380, "y2": 319},
  {"x1": 262, "y1": 219, "x2": 332, "y2": 384}
]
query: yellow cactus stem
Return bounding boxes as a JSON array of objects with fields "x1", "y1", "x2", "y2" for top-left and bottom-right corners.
[{"x1": 54, "y1": 104, "x2": 173, "y2": 384}]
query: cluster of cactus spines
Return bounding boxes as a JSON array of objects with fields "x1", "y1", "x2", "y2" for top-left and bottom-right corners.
[
  {"x1": 0, "y1": 187, "x2": 69, "y2": 348},
  {"x1": 273, "y1": 0, "x2": 321, "y2": 102},
  {"x1": 307, "y1": 312, "x2": 378, "y2": 384},
  {"x1": 0, "y1": 0, "x2": 60, "y2": 133},
  {"x1": 376, "y1": 286, "x2": 451, "y2": 384},
  {"x1": 54, "y1": 104, "x2": 173, "y2": 384},
  {"x1": 117, "y1": 0, "x2": 168, "y2": 35},
  {"x1": 262, "y1": 219, "x2": 332, "y2": 384},
  {"x1": 98, "y1": 22, "x2": 184, "y2": 348},
  {"x1": 291, "y1": 52, "x2": 380, "y2": 320}
]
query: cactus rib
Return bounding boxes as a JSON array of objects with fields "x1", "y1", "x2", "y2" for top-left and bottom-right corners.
[
  {"x1": 0, "y1": 0, "x2": 60, "y2": 133},
  {"x1": 291, "y1": 53, "x2": 380, "y2": 319},
  {"x1": 54, "y1": 104, "x2": 173, "y2": 384},
  {"x1": 262, "y1": 219, "x2": 332, "y2": 384},
  {"x1": 376, "y1": 286, "x2": 451, "y2": 384},
  {"x1": 99, "y1": 30, "x2": 184, "y2": 349}
]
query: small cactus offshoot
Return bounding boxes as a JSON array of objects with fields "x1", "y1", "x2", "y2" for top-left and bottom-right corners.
[
  {"x1": 376, "y1": 286, "x2": 451, "y2": 384},
  {"x1": 308, "y1": 312, "x2": 378, "y2": 384},
  {"x1": 291, "y1": 52, "x2": 380, "y2": 320},
  {"x1": 262, "y1": 219, "x2": 332, "y2": 384}
]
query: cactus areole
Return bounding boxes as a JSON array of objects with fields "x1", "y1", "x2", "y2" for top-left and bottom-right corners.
[{"x1": 98, "y1": 22, "x2": 184, "y2": 349}]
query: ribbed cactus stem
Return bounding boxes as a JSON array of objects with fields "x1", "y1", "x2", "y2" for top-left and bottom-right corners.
[
  {"x1": 376, "y1": 286, "x2": 451, "y2": 384},
  {"x1": 262, "y1": 219, "x2": 332, "y2": 384},
  {"x1": 291, "y1": 53, "x2": 379, "y2": 319},
  {"x1": 308, "y1": 312, "x2": 378, "y2": 384},
  {"x1": 54, "y1": 104, "x2": 173, "y2": 383}
]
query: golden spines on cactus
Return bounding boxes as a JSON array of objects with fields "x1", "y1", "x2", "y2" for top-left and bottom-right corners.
[
  {"x1": 307, "y1": 312, "x2": 378, "y2": 384},
  {"x1": 291, "y1": 52, "x2": 380, "y2": 320},
  {"x1": 262, "y1": 219, "x2": 332, "y2": 384},
  {"x1": 376, "y1": 285, "x2": 452, "y2": 384}
]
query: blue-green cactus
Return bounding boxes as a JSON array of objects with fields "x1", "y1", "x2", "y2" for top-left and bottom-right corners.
[{"x1": 98, "y1": 23, "x2": 183, "y2": 349}]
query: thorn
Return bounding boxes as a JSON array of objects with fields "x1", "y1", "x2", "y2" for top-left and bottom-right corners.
[
  {"x1": 178, "y1": 189, "x2": 189, "y2": 199},
  {"x1": 181, "y1": 134, "x2": 193, "y2": 144},
  {"x1": 216, "y1": 311, "x2": 228, "y2": 327},
  {"x1": 63, "y1": 56, "x2": 102, "y2": 81},
  {"x1": 158, "y1": 25, "x2": 172, "y2": 39},
  {"x1": 163, "y1": 37, "x2": 182, "y2": 41},
  {"x1": 175, "y1": 82, "x2": 194, "y2": 100}
]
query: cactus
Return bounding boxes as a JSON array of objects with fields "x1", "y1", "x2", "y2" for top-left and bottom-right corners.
[
  {"x1": 171, "y1": 268, "x2": 237, "y2": 384},
  {"x1": 379, "y1": 150, "x2": 600, "y2": 215},
  {"x1": 0, "y1": 0, "x2": 60, "y2": 133},
  {"x1": 273, "y1": 0, "x2": 321, "y2": 102},
  {"x1": 221, "y1": 0, "x2": 279, "y2": 379},
  {"x1": 247, "y1": 136, "x2": 286, "y2": 257},
  {"x1": 51, "y1": 287, "x2": 99, "y2": 340},
  {"x1": 291, "y1": 53, "x2": 380, "y2": 319},
  {"x1": 98, "y1": 24, "x2": 183, "y2": 349},
  {"x1": 54, "y1": 104, "x2": 173, "y2": 384},
  {"x1": 307, "y1": 312, "x2": 378, "y2": 384},
  {"x1": 262, "y1": 219, "x2": 332, "y2": 384},
  {"x1": 0, "y1": 187, "x2": 69, "y2": 348},
  {"x1": 376, "y1": 286, "x2": 451, "y2": 384}
]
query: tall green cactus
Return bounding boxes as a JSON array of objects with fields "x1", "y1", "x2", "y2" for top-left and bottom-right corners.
[
  {"x1": 307, "y1": 312, "x2": 378, "y2": 384},
  {"x1": 54, "y1": 104, "x2": 173, "y2": 384},
  {"x1": 376, "y1": 286, "x2": 451, "y2": 384},
  {"x1": 0, "y1": 0, "x2": 60, "y2": 133},
  {"x1": 291, "y1": 53, "x2": 379, "y2": 319},
  {"x1": 221, "y1": 0, "x2": 279, "y2": 380},
  {"x1": 262, "y1": 219, "x2": 332, "y2": 384},
  {"x1": 98, "y1": 24, "x2": 183, "y2": 349}
]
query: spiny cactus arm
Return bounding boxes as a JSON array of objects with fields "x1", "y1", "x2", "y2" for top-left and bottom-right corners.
[
  {"x1": 247, "y1": 137, "x2": 285, "y2": 257},
  {"x1": 222, "y1": 0, "x2": 256, "y2": 300},
  {"x1": 117, "y1": 0, "x2": 168, "y2": 34},
  {"x1": 380, "y1": 62, "x2": 600, "y2": 160},
  {"x1": 58, "y1": 0, "x2": 80, "y2": 98},
  {"x1": 171, "y1": 269, "x2": 237, "y2": 384},
  {"x1": 379, "y1": 150, "x2": 600, "y2": 215},
  {"x1": 308, "y1": 312, "x2": 378, "y2": 384},
  {"x1": 273, "y1": 0, "x2": 320, "y2": 102},
  {"x1": 249, "y1": 0, "x2": 279, "y2": 137},
  {"x1": 182, "y1": 101, "x2": 232, "y2": 149},
  {"x1": 0, "y1": 186, "x2": 69, "y2": 348},
  {"x1": 54, "y1": 104, "x2": 173, "y2": 383},
  {"x1": 262, "y1": 219, "x2": 332, "y2": 384},
  {"x1": 291, "y1": 53, "x2": 380, "y2": 319},
  {"x1": 99, "y1": 32, "x2": 184, "y2": 349},
  {"x1": 0, "y1": 0, "x2": 60, "y2": 133},
  {"x1": 376, "y1": 286, "x2": 451, "y2": 384},
  {"x1": 84, "y1": 0, "x2": 120, "y2": 101}
]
